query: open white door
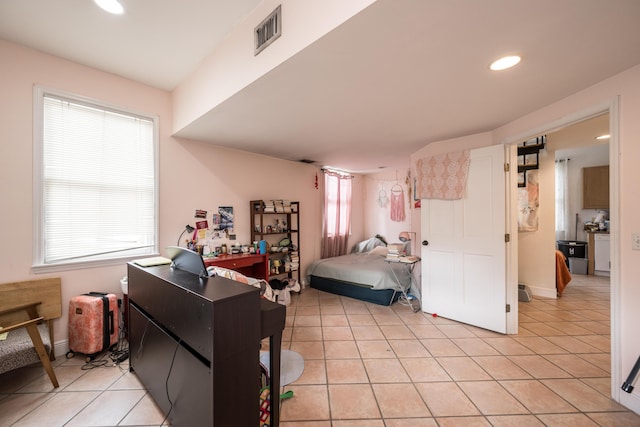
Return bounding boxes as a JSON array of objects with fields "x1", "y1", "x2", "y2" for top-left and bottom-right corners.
[{"x1": 421, "y1": 144, "x2": 508, "y2": 333}]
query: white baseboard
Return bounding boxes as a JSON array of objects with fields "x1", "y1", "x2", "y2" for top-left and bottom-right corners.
[
  {"x1": 619, "y1": 389, "x2": 640, "y2": 415},
  {"x1": 527, "y1": 284, "x2": 557, "y2": 299},
  {"x1": 53, "y1": 340, "x2": 68, "y2": 359}
]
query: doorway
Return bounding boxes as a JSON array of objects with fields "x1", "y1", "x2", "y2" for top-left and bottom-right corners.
[{"x1": 512, "y1": 106, "x2": 618, "y2": 399}]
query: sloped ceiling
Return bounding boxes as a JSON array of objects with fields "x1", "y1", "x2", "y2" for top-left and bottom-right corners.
[{"x1": 2, "y1": 0, "x2": 640, "y2": 172}]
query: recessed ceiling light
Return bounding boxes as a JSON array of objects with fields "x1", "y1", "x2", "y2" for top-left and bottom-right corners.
[
  {"x1": 490, "y1": 55, "x2": 521, "y2": 71},
  {"x1": 95, "y1": 0, "x2": 124, "y2": 15},
  {"x1": 596, "y1": 134, "x2": 610, "y2": 140}
]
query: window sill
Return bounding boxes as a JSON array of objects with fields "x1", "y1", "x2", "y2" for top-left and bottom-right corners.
[{"x1": 32, "y1": 254, "x2": 159, "y2": 274}]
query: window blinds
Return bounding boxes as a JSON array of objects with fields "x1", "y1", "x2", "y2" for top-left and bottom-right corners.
[{"x1": 40, "y1": 94, "x2": 157, "y2": 264}]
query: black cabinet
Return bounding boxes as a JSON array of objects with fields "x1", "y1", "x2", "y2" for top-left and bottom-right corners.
[{"x1": 127, "y1": 263, "x2": 261, "y2": 426}]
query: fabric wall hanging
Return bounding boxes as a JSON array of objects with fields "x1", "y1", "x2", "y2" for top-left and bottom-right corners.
[
  {"x1": 377, "y1": 184, "x2": 389, "y2": 208},
  {"x1": 390, "y1": 184, "x2": 405, "y2": 222},
  {"x1": 518, "y1": 169, "x2": 539, "y2": 232},
  {"x1": 416, "y1": 150, "x2": 470, "y2": 200}
]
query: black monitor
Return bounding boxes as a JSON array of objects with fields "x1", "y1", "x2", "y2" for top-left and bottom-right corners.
[{"x1": 166, "y1": 245, "x2": 208, "y2": 279}]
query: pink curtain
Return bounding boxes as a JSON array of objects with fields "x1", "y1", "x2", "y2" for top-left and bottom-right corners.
[{"x1": 321, "y1": 170, "x2": 352, "y2": 258}]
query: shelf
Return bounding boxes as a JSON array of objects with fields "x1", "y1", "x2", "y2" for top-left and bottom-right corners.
[
  {"x1": 251, "y1": 200, "x2": 300, "y2": 282},
  {"x1": 517, "y1": 143, "x2": 545, "y2": 156}
]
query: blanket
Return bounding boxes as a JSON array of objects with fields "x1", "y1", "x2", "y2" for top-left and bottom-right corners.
[{"x1": 555, "y1": 250, "x2": 572, "y2": 296}]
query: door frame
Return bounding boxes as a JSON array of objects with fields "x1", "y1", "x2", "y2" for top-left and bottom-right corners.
[{"x1": 501, "y1": 97, "x2": 620, "y2": 401}]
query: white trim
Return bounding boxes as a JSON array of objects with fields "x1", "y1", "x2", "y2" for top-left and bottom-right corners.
[
  {"x1": 619, "y1": 391, "x2": 640, "y2": 416},
  {"x1": 502, "y1": 97, "x2": 621, "y2": 403},
  {"x1": 505, "y1": 143, "x2": 519, "y2": 334},
  {"x1": 31, "y1": 85, "x2": 160, "y2": 272},
  {"x1": 608, "y1": 97, "x2": 621, "y2": 402}
]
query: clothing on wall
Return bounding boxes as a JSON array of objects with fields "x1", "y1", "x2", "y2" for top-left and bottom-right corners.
[
  {"x1": 416, "y1": 150, "x2": 470, "y2": 200},
  {"x1": 518, "y1": 170, "x2": 539, "y2": 232},
  {"x1": 390, "y1": 185, "x2": 405, "y2": 222}
]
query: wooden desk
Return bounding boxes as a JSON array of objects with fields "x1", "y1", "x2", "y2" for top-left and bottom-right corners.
[{"x1": 205, "y1": 253, "x2": 269, "y2": 280}]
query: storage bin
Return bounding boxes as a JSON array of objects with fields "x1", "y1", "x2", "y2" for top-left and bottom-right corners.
[
  {"x1": 569, "y1": 257, "x2": 588, "y2": 275},
  {"x1": 557, "y1": 240, "x2": 587, "y2": 258}
]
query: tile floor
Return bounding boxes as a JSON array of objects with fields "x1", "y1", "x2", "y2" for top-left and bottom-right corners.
[{"x1": 1, "y1": 274, "x2": 639, "y2": 426}]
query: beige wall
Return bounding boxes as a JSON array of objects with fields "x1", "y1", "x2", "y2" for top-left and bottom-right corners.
[{"x1": 0, "y1": 40, "x2": 322, "y2": 351}]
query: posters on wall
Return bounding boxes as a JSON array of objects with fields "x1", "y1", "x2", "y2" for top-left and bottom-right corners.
[{"x1": 518, "y1": 170, "x2": 539, "y2": 232}]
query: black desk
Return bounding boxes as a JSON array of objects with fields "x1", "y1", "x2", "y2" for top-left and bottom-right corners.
[
  {"x1": 260, "y1": 298, "x2": 286, "y2": 427},
  {"x1": 127, "y1": 263, "x2": 285, "y2": 426}
]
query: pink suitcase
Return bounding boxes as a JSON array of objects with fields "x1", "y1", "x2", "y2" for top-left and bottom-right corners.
[{"x1": 68, "y1": 292, "x2": 118, "y2": 359}]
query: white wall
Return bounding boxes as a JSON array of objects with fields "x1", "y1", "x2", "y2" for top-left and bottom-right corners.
[
  {"x1": 0, "y1": 40, "x2": 323, "y2": 353},
  {"x1": 172, "y1": 0, "x2": 376, "y2": 133}
]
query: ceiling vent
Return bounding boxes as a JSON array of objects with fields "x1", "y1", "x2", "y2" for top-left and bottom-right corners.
[
  {"x1": 255, "y1": 5, "x2": 281, "y2": 55},
  {"x1": 298, "y1": 159, "x2": 315, "y2": 164}
]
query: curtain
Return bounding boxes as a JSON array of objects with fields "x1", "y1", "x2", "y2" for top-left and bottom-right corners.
[
  {"x1": 555, "y1": 159, "x2": 570, "y2": 240},
  {"x1": 321, "y1": 170, "x2": 352, "y2": 258}
]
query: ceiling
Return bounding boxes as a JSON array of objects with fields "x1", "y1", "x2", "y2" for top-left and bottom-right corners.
[{"x1": 2, "y1": 0, "x2": 640, "y2": 173}]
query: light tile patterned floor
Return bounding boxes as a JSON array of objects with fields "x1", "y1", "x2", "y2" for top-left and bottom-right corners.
[{"x1": 1, "y1": 274, "x2": 639, "y2": 426}]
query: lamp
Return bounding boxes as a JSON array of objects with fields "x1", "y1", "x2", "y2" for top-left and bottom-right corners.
[
  {"x1": 398, "y1": 232, "x2": 411, "y2": 242},
  {"x1": 177, "y1": 224, "x2": 195, "y2": 246},
  {"x1": 399, "y1": 231, "x2": 416, "y2": 255}
]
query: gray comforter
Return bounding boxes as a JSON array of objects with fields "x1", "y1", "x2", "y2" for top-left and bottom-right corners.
[{"x1": 306, "y1": 252, "x2": 411, "y2": 290}]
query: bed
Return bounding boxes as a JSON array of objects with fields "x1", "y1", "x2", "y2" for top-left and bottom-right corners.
[{"x1": 306, "y1": 237, "x2": 413, "y2": 306}]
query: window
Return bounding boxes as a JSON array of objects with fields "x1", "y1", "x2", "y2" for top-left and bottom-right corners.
[
  {"x1": 324, "y1": 173, "x2": 351, "y2": 236},
  {"x1": 321, "y1": 169, "x2": 352, "y2": 258},
  {"x1": 33, "y1": 87, "x2": 158, "y2": 271}
]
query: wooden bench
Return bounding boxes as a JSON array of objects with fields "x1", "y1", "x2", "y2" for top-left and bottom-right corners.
[{"x1": 0, "y1": 278, "x2": 62, "y2": 388}]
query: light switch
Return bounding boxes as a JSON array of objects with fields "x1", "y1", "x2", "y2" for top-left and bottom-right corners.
[{"x1": 633, "y1": 233, "x2": 640, "y2": 251}]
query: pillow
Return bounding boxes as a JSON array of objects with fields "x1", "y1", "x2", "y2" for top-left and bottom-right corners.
[
  {"x1": 368, "y1": 246, "x2": 388, "y2": 256},
  {"x1": 351, "y1": 237, "x2": 386, "y2": 253}
]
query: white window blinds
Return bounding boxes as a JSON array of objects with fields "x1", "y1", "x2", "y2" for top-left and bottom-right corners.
[{"x1": 35, "y1": 90, "x2": 158, "y2": 268}]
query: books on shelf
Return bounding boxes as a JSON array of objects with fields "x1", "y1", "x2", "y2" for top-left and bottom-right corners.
[
  {"x1": 260, "y1": 199, "x2": 294, "y2": 213},
  {"x1": 263, "y1": 200, "x2": 275, "y2": 213},
  {"x1": 386, "y1": 255, "x2": 419, "y2": 264},
  {"x1": 385, "y1": 243, "x2": 406, "y2": 262}
]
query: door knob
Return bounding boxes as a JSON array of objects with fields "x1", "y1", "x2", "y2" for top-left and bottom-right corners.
[{"x1": 422, "y1": 240, "x2": 429, "y2": 246}]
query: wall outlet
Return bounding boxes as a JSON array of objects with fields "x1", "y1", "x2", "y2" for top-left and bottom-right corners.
[{"x1": 633, "y1": 233, "x2": 640, "y2": 251}]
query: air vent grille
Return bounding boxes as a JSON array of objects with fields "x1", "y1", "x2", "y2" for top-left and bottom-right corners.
[{"x1": 255, "y1": 5, "x2": 281, "y2": 55}]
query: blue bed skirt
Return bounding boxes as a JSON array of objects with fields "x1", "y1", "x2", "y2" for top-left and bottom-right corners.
[{"x1": 310, "y1": 275, "x2": 400, "y2": 306}]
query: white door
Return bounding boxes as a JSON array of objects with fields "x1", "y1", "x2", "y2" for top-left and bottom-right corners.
[{"x1": 421, "y1": 144, "x2": 507, "y2": 333}]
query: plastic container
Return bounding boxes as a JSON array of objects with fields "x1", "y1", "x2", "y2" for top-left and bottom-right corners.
[
  {"x1": 557, "y1": 240, "x2": 587, "y2": 258},
  {"x1": 569, "y1": 258, "x2": 588, "y2": 275},
  {"x1": 259, "y1": 240, "x2": 267, "y2": 254}
]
